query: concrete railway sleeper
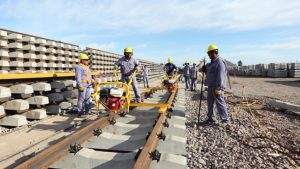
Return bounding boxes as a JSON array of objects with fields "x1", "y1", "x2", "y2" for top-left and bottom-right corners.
[{"x1": 14, "y1": 86, "x2": 187, "y2": 169}]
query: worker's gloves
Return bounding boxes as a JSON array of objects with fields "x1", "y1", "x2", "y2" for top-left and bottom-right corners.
[
  {"x1": 214, "y1": 89, "x2": 222, "y2": 97},
  {"x1": 200, "y1": 65, "x2": 207, "y2": 73},
  {"x1": 79, "y1": 86, "x2": 85, "y2": 91},
  {"x1": 92, "y1": 80, "x2": 98, "y2": 86}
]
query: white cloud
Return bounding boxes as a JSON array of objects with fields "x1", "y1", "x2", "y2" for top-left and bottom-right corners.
[{"x1": 1, "y1": 0, "x2": 300, "y2": 36}]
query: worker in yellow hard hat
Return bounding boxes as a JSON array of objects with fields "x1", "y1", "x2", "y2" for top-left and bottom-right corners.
[
  {"x1": 75, "y1": 53, "x2": 96, "y2": 117},
  {"x1": 114, "y1": 47, "x2": 141, "y2": 102},
  {"x1": 164, "y1": 57, "x2": 177, "y2": 77},
  {"x1": 201, "y1": 44, "x2": 229, "y2": 124}
]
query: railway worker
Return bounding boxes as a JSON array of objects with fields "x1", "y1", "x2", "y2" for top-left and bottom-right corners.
[
  {"x1": 164, "y1": 57, "x2": 177, "y2": 78},
  {"x1": 183, "y1": 61, "x2": 191, "y2": 89},
  {"x1": 190, "y1": 62, "x2": 198, "y2": 91},
  {"x1": 142, "y1": 65, "x2": 150, "y2": 88},
  {"x1": 75, "y1": 53, "x2": 97, "y2": 117},
  {"x1": 201, "y1": 44, "x2": 229, "y2": 123},
  {"x1": 114, "y1": 47, "x2": 141, "y2": 103}
]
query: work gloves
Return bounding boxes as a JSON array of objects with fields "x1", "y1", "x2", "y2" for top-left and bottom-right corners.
[
  {"x1": 200, "y1": 65, "x2": 207, "y2": 73},
  {"x1": 215, "y1": 89, "x2": 222, "y2": 97}
]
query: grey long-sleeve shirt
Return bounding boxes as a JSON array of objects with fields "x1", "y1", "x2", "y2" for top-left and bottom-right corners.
[
  {"x1": 114, "y1": 57, "x2": 140, "y2": 77},
  {"x1": 204, "y1": 57, "x2": 227, "y2": 89}
]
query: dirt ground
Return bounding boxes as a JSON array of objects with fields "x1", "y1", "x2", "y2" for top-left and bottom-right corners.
[{"x1": 230, "y1": 77, "x2": 300, "y2": 105}]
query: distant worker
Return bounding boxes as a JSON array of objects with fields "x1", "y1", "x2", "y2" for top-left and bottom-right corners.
[
  {"x1": 142, "y1": 65, "x2": 150, "y2": 88},
  {"x1": 114, "y1": 47, "x2": 141, "y2": 103},
  {"x1": 190, "y1": 62, "x2": 198, "y2": 91},
  {"x1": 164, "y1": 57, "x2": 177, "y2": 78},
  {"x1": 183, "y1": 61, "x2": 191, "y2": 89},
  {"x1": 202, "y1": 44, "x2": 229, "y2": 123},
  {"x1": 75, "y1": 53, "x2": 97, "y2": 117}
]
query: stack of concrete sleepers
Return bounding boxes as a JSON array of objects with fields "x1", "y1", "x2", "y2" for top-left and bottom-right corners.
[
  {"x1": 0, "y1": 29, "x2": 82, "y2": 74},
  {"x1": 288, "y1": 63, "x2": 300, "y2": 78},
  {"x1": 267, "y1": 63, "x2": 288, "y2": 78}
]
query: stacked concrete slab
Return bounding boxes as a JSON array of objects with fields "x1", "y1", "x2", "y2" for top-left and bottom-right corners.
[
  {"x1": 288, "y1": 63, "x2": 300, "y2": 78},
  {"x1": 229, "y1": 62, "x2": 300, "y2": 78},
  {"x1": 0, "y1": 29, "x2": 80, "y2": 74}
]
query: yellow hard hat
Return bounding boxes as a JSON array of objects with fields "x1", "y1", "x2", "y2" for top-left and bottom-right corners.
[
  {"x1": 168, "y1": 57, "x2": 173, "y2": 63},
  {"x1": 207, "y1": 44, "x2": 218, "y2": 52},
  {"x1": 124, "y1": 47, "x2": 133, "y2": 53},
  {"x1": 79, "y1": 53, "x2": 89, "y2": 60}
]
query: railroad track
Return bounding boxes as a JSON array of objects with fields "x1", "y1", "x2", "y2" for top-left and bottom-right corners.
[{"x1": 14, "y1": 86, "x2": 187, "y2": 169}]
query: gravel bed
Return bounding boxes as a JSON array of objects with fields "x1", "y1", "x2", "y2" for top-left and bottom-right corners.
[{"x1": 185, "y1": 90, "x2": 300, "y2": 169}]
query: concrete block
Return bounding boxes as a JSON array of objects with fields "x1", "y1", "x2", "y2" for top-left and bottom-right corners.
[
  {"x1": 37, "y1": 62, "x2": 47, "y2": 68},
  {"x1": 22, "y1": 36, "x2": 35, "y2": 43},
  {"x1": 10, "y1": 84, "x2": 33, "y2": 94},
  {"x1": 0, "y1": 60, "x2": 9, "y2": 67},
  {"x1": 4, "y1": 99, "x2": 29, "y2": 113},
  {"x1": 24, "y1": 62, "x2": 37, "y2": 67},
  {"x1": 4, "y1": 33, "x2": 22, "y2": 41},
  {"x1": 151, "y1": 153, "x2": 186, "y2": 169},
  {"x1": 45, "y1": 104, "x2": 61, "y2": 114},
  {"x1": 26, "y1": 109, "x2": 47, "y2": 120},
  {"x1": 51, "y1": 148, "x2": 135, "y2": 169},
  {"x1": 46, "y1": 41, "x2": 56, "y2": 47},
  {"x1": 0, "y1": 40, "x2": 8, "y2": 47},
  {"x1": 32, "y1": 82, "x2": 51, "y2": 92},
  {"x1": 0, "y1": 50, "x2": 9, "y2": 57},
  {"x1": 46, "y1": 48, "x2": 56, "y2": 53},
  {"x1": 0, "y1": 115, "x2": 28, "y2": 127},
  {"x1": 47, "y1": 93, "x2": 64, "y2": 102},
  {"x1": 59, "y1": 102, "x2": 72, "y2": 110},
  {"x1": 157, "y1": 135, "x2": 186, "y2": 155},
  {"x1": 0, "y1": 105, "x2": 5, "y2": 118},
  {"x1": 37, "y1": 54, "x2": 47, "y2": 60},
  {"x1": 0, "y1": 30, "x2": 7, "y2": 37},
  {"x1": 27, "y1": 96, "x2": 49, "y2": 105},
  {"x1": 62, "y1": 90, "x2": 77, "y2": 99},
  {"x1": 23, "y1": 44, "x2": 36, "y2": 51},
  {"x1": 47, "y1": 63, "x2": 57, "y2": 68},
  {"x1": 103, "y1": 122, "x2": 153, "y2": 135},
  {"x1": 10, "y1": 61, "x2": 24, "y2": 67},
  {"x1": 23, "y1": 53, "x2": 36, "y2": 59},
  {"x1": 83, "y1": 132, "x2": 146, "y2": 151},
  {"x1": 35, "y1": 38, "x2": 47, "y2": 45},
  {"x1": 36, "y1": 46, "x2": 46, "y2": 52},
  {"x1": 50, "y1": 81, "x2": 66, "y2": 90},
  {"x1": 9, "y1": 51, "x2": 23, "y2": 58},
  {"x1": 70, "y1": 99, "x2": 78, "y2": 106},
  {"x1": 8, "y1": 42, "x2": 22, "y2": 49}
]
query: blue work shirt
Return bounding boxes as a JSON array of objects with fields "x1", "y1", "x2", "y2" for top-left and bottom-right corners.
[
  {"x1": 164, "y1": 63, "x2": 177, "y2": 76},
  {"x1": 183, "y1": 65, "x2": 190, "y2": 76},
  {"x1": 115, "y1": 57, "x2": 140, "y2": 77},
  {"x1": 75, "y1": 64, "x2": 92, "y2": 88},
  {"x1": 190, "y1": 66, "x2": 198, "y2": 79},
  {"x1": 205, "y1": 57, "x2": 227, "y2": 89}
]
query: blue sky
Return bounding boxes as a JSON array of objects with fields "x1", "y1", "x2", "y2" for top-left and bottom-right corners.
[{"x1": 1, "y1": 0, "x2": 300, "y2": 66}]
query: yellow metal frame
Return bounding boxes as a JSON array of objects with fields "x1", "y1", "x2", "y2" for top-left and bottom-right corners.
[
  {"x1": 92, "y1": 68, "x2": 138, "y2": 113},
  {"x1": 130, "y1": 103, "x2": 169, "y2": 114},
  {"x1": 0, "y1": 72, "x2": 100, "y2": 80}
]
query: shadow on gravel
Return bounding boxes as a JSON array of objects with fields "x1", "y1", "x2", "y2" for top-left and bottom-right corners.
[{"x1": 265, "y1": 80, "x2": 300, "y2": 88}]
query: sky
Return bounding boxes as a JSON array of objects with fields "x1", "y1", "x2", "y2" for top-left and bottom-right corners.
[{"x1": 1, "y1": 0, "x2": 300, "y2": 66}]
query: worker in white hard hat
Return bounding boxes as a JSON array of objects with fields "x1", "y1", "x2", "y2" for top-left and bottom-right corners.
[
  {"x1": 183, "y1": 60, "x2": 191, "y2": 89},
  {"x1": 75, "y1": 53, "x2": 97, "y2": 117},
  {"x1": 201, "y1": 44, "x2": 229, "y2": 123}
]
